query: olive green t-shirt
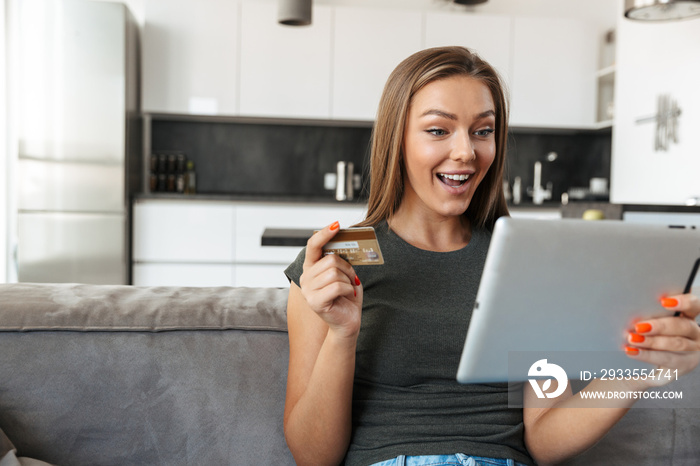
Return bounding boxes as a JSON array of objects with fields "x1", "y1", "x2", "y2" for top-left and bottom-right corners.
[{"x1": 285, "y1": 220, "x2": 533, "y2": 466}]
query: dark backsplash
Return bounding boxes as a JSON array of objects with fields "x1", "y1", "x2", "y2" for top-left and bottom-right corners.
[
  {"x1": 505, "y1": 129, "x2": 612, "y2": 203},
  {"x1": 151, "y1": 119, "x2": 372, "y2": 199},
  {"x1": 149, "y1": 117, "x2": 610, "y2": 203}
]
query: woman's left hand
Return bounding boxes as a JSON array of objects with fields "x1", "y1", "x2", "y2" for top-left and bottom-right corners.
[{"x1": 626, "y1": 293, "x2": 700, "y2": 386}]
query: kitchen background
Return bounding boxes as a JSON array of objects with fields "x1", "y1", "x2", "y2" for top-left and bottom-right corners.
[{"x1": 2, "y1": 0, "x2": 699, "y2": 287}]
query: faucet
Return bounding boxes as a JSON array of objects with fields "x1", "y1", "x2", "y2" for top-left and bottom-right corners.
[{"x1": 531, "y1": 161, "x2": 553, "y2": 205}]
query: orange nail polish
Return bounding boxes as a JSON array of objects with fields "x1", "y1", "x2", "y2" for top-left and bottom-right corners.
[
  {"x1": 661, "y1": 297, "x2": 679, "y2": 308},
  {"x1": 330, "y1": 221, "x2": 340, "y2": 231},
  {"x1": 355, "y1": 275, "x2": 361, "y2": 286},
  {"x1": 625, "y1": 346, "x2": 640, "y2": 356},
  {"x1": 635, "y1": 322, "x2": 652, "y2": 334},
  {"x1": 629, "y1": 333, "x2": 645, "y2": 343}
]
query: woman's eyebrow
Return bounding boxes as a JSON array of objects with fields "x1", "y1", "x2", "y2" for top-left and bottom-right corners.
[
  {"x1": 420, "y1": 109, "x2": 496, "y2": 120},
  {"x1": 420, "y1": 109, "x2": 457, "y2": 120},
  {"x1": 474, "y1": 110, "x2": 496, "y2": 119}
]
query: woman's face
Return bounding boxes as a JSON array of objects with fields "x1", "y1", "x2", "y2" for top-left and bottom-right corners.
[{"x1": 401, "y1": 75, "x2": 496, "y2": 221}]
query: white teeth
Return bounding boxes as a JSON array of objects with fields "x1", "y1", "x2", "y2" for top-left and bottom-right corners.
[{"x1": 440, "y1": 173, "x2": 470, "y2": 181}]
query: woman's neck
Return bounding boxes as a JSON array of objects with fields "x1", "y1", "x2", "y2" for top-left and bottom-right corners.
[{"x1": 388, "y1": 204, "x2": 472, "y2": 252}]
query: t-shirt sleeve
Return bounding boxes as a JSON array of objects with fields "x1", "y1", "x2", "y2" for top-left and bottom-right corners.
[{"x1": 284, "y1": 246, "x2": 307, "y2": 288}]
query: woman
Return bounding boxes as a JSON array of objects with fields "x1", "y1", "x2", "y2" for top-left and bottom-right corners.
[{"x1": 283, "y1": 46, "x2": 700, "y2": 466}]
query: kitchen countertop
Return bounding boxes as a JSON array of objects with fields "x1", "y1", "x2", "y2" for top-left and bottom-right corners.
[
  {"x1": 135, "y1": 192, "x2": 369, "y2": 205},
  {"x1": 135, "y1": 193, "x2": 566, "y2": 209},
  {"x1": 262, "y1": 228, "x2": 315, "y2": 247},
  {"x1": 251, "y1": 202, "x2": 700, "y2": 248},
  {"x1": 135, "y1": 193, "x2": 700, "y2": 214}
]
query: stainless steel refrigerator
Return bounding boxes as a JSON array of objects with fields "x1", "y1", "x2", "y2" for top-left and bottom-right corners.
[{"x1": 16, "y1": 0, "x2": 140, "y2": 284}]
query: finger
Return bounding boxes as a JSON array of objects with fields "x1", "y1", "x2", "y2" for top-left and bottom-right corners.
[
  {"x1": 305, "y1": 281, "x2": 357, "y2": 311},
  {"x1": 305, "y1": 259, "x2": 355, "y2": 292},
  {"x1": 303, "y1": 221, "x2": 340, "y2": 268},
  {"x1": 625, "y1": 346, "x2": 700, "y2": 380},
  {"x1": 631, "y1": 316, "x2": 700, "y2": 341},
  {"x1": 660, "y1": 293, "x2": 700, "y2": 319},
  {"x1": 628, "y1": 333, "x2": 698, "y2": 352},
  {"x1": 302, "y1": 254, "x2": 357, "y2": 288},
  {"x1": 628, "y1": 320, "x2": 700, "y2": 353}
]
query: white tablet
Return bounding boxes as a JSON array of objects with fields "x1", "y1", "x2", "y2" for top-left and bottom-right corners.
[{"x1": 456, "y1": 217, "x2": 700, "y2": 384}]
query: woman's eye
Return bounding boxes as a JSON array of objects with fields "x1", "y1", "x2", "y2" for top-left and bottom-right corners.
[
  {"x1": 474, "y1": 128, "x2": 495, "y2": 137},
  {"x1": 426, "y1": 128, "x2": 447, "y2": 136}
]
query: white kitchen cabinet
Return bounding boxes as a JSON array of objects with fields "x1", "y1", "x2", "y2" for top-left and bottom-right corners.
[
  {"x1": 132, "y1": 199, "x2": 366, "y2": 287},
  {"x1": 142, "y1": 0, "x2": 239, "y2": 115},
  {"x1": 235, "y1": 203, "x2": 367, "y2": 265},
  {"x1": 510, "y1": 17, "x2": 597, "y2": 129},
  {"x1": 424, "y1": 12, "x2": 513, "y2": 87},
  {"x1": 332, "y1": 7, "x2": 423, "y2": 121},
  {"x1": 133, "y1": 263, "x2": 234, "y2": 287},
  {"x1": 239, "y1": 2, "x2": 333, "y2": 118},
  {"x1": 610, "y1": 17, "x2": 700, "y2": 205},
  {"x1": 133, "y1": 199, "x2": 235, "y2": 263}
]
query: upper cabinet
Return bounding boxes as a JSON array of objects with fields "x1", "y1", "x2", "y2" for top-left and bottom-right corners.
[
  {"x1": 424, "y1": 12, "x2": 513, "y2": 87},
  {"x1": 332, "y1": 7, "x2": 423, "y2": 121},
  {"x1": 610, "y1": 17, "x2": 700, "y2": 205},
  {"x1": 239, "y1": 3, "x2": 333, "y2": 119},
  {"x1": 141, "y1": 2, "x2": 601, "y2": 129},
  {"x1": 142, "y1": 0, "x2": 239, "y2": 115},
  {"x1": 425, "y1": 14, "x2": 598, "y2": 129},
  {"x1": 510, "y1": 18, "x2": 597, "y2": 129}
]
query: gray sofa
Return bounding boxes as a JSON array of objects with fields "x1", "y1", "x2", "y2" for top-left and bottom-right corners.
[{"x1": 0, "y1": 283, "x2": 698, "y2": 466}]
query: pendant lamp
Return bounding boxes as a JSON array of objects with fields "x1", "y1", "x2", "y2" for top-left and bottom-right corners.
[
  {"x1": 624, "y1": 0, "x2": 700, "y2": 21},
  {"x1": 278, "y1": 0, "x2": 312, "y2": 26}
]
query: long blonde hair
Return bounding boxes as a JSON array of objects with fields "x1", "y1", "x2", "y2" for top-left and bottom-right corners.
[{"x1": 358, "y1": 46, "x2": 510, "y2": 231}]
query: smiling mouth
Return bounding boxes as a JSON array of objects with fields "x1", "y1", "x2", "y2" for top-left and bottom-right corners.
[{"x1": 438, "y1": 173, "x2": 470, "y2": 188}]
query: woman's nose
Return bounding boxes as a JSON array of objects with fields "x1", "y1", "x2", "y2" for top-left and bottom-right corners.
[{"x1": 451, "y1": 131, "x2": 476, "y2": 162}]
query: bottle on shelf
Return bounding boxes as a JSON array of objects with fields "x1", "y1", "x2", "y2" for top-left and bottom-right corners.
[
  {"x1": 185, "y1": 161, "x2": 196, "y2": 195},
  {"x1": 149, "y1": 151, "x2": 191, "y2": 194}
]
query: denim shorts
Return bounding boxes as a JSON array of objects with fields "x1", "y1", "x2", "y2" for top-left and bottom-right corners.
[{"x1": 370, "y1": 453, "x2": 527, "y2": 466}]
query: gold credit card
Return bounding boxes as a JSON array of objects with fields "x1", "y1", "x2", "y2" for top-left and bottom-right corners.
[{"x1": 319, "y1": 227, "x2": 384, "y2": 265}]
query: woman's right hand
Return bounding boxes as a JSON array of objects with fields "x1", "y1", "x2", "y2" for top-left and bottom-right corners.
[{"x1": 299, "y1": 221, "x2": 363, "y2": 339}]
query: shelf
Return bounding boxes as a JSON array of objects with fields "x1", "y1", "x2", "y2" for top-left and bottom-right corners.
[
  {"x1": 596, "y1": 65, "x2": 616, "y2": 80},
  {"x1": 596, "y1": 65, "x2": 615, "y2": 125},
  {"x1": 594, "y1": 119, "x2": 614, "y2": 130}
]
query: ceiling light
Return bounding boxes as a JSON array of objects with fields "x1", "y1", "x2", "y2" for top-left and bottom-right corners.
[
  {"x1": 278, "y1": 0, "x2": 312, "y2": 26},
  {"x1": 624, "y1": 0, "x2": 700, "y2": 21}
]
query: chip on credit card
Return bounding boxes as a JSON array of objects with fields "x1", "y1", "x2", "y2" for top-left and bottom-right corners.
[{"x1": 319, "y1": 227, "x2": 384, "y2": 265}]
